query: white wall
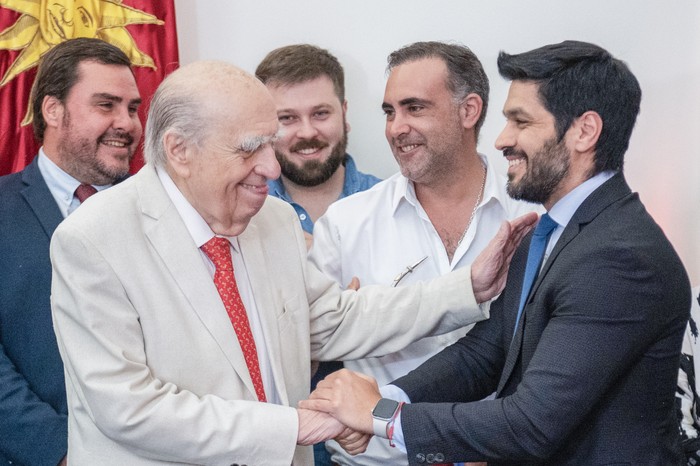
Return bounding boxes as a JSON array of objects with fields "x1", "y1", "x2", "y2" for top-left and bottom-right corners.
[{"x1": 173, "y1": 0, "x2": 700, "y2": 285}]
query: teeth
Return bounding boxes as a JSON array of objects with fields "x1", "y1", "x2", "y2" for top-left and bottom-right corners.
[
  {"x1": 103, "y1": 141, "x2": 127, "y2": 147},
  {"x1": 296, "y1": 148, "x2": 320, "y2": 155},
  {"x1": 508, "y1": 158, "x2": 525, "y2": 167},
  {"x1": 399, "y1": 144, "x2": 419, "y2": 153}
]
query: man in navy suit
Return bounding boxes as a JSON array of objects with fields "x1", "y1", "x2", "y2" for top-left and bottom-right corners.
[
  {"x1": 0, "y1": 38, "x2": 142, "y2": 466},
  {"x1": 302, "y1": 40, "x2": 691, "y2": 465}
]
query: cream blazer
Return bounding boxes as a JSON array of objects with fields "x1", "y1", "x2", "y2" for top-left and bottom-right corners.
[{"x1": 50, "y1": 165, "x2": 484, "y2": 466}]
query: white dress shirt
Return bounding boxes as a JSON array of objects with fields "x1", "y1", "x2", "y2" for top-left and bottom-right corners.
[
  {"x1": 310, "y1": 155, "x2": 538, "y2": 465},
  {"x1": 156, "y1": 166, "x2": 281, "y2": 405}
]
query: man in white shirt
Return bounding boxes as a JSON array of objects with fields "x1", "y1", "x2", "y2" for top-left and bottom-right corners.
[
  {"x1": 309, "y1": 41, "x2": 535, "y2": 466},
  {"x1": 0, "y1": 38, "x2": 142, "y2": 466}
]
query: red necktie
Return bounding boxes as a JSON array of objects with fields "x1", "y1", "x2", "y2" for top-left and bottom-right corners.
[
  {"x1": 74, "y1": 184, "x2": 97, "y2": 203},
  {"x1": 201, "y1": 237, "x2": 267, "y2": 402}
]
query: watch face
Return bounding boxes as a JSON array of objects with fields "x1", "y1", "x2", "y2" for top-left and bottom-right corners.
[{"x1": 372, "y1": 398, "x2": 399, "y2": 419}]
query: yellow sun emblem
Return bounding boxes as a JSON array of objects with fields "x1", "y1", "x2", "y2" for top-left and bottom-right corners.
[{"x1": 0, "y1": 0, "x2": 164, "y2": 123}]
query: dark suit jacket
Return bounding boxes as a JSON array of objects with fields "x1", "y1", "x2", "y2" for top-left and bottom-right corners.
[
  {"x1": 394, "y1": 173, "x2": 690, "y2": 465},
  {"x1": 0, "y1": 158, "x2": 67, "y2": 466}
]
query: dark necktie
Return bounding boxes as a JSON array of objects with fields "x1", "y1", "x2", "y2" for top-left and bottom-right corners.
[
  {"x1": 201, "y1": 237, "x2": 267, "y2": 402},
  {"x1": 74, "y1": 184, "x2": 97, "y2": 203},
  {"x1": 513, "y1": 213, "x2": 559, "y2": 335}
]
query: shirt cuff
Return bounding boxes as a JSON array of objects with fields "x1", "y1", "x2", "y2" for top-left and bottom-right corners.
[{"x1": 380, "y1": 385, "x2": 409, "y2": 452}]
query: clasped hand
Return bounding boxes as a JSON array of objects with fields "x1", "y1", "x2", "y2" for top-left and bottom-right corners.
[{"x1": 296, "y1": 369, "x2": 381, "y2": 455}]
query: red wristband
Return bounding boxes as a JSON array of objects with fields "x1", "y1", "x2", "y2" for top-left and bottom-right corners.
[{"x1": 386, "y1": 402, "x2": 404, "y2": 447}]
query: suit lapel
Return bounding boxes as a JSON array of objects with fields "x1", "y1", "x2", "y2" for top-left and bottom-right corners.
[
  {"x1": 20, "y1": 158, "x2": 63, "y2": 238},
  {"x1": 497, "y1": 224, "x2": 583, "y2": 394},
  {"x1": 497, "y1": 174, "x2": 632, "y2": 395},
  {"x1": 237, "y1": 221, "x2": 290, "y2": 405},
  {"x1": 137, "y1": 166, "x2": 258, "y2": 399}
]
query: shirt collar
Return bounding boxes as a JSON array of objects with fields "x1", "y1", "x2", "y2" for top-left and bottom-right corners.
[
  {"x1": 267, "y1": 153, "x2": 356, "y2": 202},
  {"x1": 267, "y1": 176, "x2": 292, "y2": 203},
  {"x1": 390, "y1": 153, "x2": 511, "y2": 216},
  {"x1": 37, "y1": 147, "x2": 111, "y2": 217},
  {"x1": 339, "y1": 154, "x2": 361, "y2": 197},
  {"x1": 547, "y1": 170, "x2": 616, "y2": 228},
  {"x1": 156, "y1": 165, "x2": 240, "y2": 251}
]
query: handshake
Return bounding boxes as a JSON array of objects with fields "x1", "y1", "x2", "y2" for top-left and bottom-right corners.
[{"x1": 296, "y1": 369, "x2": 384, "y2": 456}]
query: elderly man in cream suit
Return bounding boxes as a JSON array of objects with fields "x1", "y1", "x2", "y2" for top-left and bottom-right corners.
[{"x1": 50, "y1": 61, "x2": 536, "y2": 466}]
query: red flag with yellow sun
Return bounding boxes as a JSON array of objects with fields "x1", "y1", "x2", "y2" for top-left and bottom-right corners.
[{"x1": 0, "y1": 0, "x2": 179, "y2": 176}]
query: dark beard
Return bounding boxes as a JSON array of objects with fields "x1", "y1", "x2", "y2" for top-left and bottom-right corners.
[
  {"x1": 59, "y1": 111, "x2": 134, "y2": 185},
  {"x1": 276, "y1": 130, "x2": 348, "y2": 187},
  {"x1": 506, "y1": 137, "x2": 570, "y2": 204}
]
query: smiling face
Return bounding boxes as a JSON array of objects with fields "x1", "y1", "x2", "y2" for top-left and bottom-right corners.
[
  {"x1": 49, "y1": 61, "x2": 142, "y2": 185},
  {"x1": 267, "y1": 75, "x2": 348, "y2": 187},
  {"x1": 496, "y1": 81, "x2": 573, "y2": 209},
  {"x1": 173, "y1": 78, "x2": 281, "y2": 236},
  {"x1": 382, "y1": 57, "x2": 467, "y2": 186}
]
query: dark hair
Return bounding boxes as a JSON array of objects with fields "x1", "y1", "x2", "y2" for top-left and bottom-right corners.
[
  {"x1": 497, "y1": 40, "x2": 641, "y2": 173},
  {"x1": 387, "y1": 41, "x2": 490, "y2": 137},
  {"x1": 31, "y1": 38, "x2": 132, "y2": 142},
  {"x1": 255, "y1": 44, "x2": 345, "y2": 102}
]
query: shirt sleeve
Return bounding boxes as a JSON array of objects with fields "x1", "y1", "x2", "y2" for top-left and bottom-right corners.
[{"x1": 379, "y1": 384, "x2": 411, "y2": 453}]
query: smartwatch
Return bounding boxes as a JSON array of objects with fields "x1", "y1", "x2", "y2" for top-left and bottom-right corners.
[{"x1": 371, "y1": 398, "x2": 401, "y2": 438}]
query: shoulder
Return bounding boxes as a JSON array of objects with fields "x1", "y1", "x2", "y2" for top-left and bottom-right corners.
[
  {"x1": 343, "y1": 154, "x2": 381, "y2": 193},
  {"x1": 0, "y1": 163, "x2": 36, "y2": 195},
  {"x1": 335, "y1": 172, "x2": 402, "y2": 208},
  {"x1": 324, "y1": 173, "x2": 402, "y2": 224}
]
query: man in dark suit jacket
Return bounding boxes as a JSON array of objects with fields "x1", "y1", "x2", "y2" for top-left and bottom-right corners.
[
  {"x1": 0, "y1": 38, "x2": 142, "y2": 466},
  {"x1": 302, "y1": 40, "x2": 691, "y2": 465}
]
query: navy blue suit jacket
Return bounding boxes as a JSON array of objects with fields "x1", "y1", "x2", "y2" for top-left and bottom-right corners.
[
  {"x1": 0, "y1": 158, "x2": 67, "y2": 466},
  {"x1": 394, "y1": 173, "x2": 690, "y2": 465}
]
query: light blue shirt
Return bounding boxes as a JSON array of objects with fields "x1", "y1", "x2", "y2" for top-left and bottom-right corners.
[
  {"x1": 37, "y1": 148, "x2": 111, "y2": 217},
  {"x1": 386, "y1": 170, "x2": 617, "y2": 455},
  {"x1": 267, "y1": 154, "x2": 380, "y2": 233}
]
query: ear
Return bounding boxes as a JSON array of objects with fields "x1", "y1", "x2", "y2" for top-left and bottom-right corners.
[
  {"x1": 459, "y1": 93, "x2": 483, "y2": 131},
  {"x1": 42, "y1": 95, "x2": 64, "y2": 129},
  {"x1": 341, "y1": 99, "x2": 351, "y2": 133},
  {"x1": 570, "y1": 110, "x2": 602, "y2": 153},
  {"x1": 163, "y1": 130, "x2": 191, "y2": 178}
]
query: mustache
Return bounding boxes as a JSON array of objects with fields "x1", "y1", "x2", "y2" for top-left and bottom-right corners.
[
  {"x1": 502, "y1": 147, "x2": 527, "y2": 158},
  {"x1": 99, "y1": 130, "x2": 135, "y2": 146},
  {"x1": 289, "y1": 138, "x2": 329, "y2": 152},
  {"x1": 394, "y1": 135, "x2": 425, "y2": 147}
]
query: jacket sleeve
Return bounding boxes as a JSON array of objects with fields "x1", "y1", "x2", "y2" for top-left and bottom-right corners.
[{"x1": 0, "y1": 345, "x2": 67, "y2": 466}]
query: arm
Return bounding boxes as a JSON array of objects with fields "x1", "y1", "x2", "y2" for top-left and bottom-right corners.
[
  {"x1": 0, "y1": 345, "x2": 67, "y2": 466},
  {"x1": 308, "y1": 213, "x2": 537, "y2": 361},
  {"x1": 307, "y1": 240, "x2": 690, "y2": 463},
  {"x1": 300, "y1": 300, "x2": 507, "y2": 432},
  {"x1": 398, "y1": 243, "x2": 690, "y2": 462}
]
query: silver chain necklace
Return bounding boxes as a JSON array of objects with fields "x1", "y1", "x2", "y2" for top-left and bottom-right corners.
[{"x1": 457, "y1": 164, "x2": 487, "y2": 246}]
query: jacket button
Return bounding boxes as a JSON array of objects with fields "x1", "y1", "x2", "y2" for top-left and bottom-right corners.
[
  {"x1": 416, "y1": 453, "x2": 426, "y2": 463},
  {"x1": 435, "y1": 453, "x2": 445, "y2": 462},
  {"x1": 426, "y1": 453, "x2": 435, "y2": 463}
]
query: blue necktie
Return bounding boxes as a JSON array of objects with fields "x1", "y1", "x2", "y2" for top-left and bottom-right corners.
[{"x1": 513, "y1": 213, "x2": 558, "y2": 335}]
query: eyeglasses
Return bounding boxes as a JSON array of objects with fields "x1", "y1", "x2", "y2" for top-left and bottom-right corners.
[{"x1": 392, "y1": 256, "x2": 428, "y2": 287}]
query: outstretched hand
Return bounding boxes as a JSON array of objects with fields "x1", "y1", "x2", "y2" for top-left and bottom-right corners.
[
  {"x1": 471, "y1": 212, "x2": 538, "y2": 303},
  {"x1": 299, "y1": 369, "x2": 381, "y2": 434}
]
